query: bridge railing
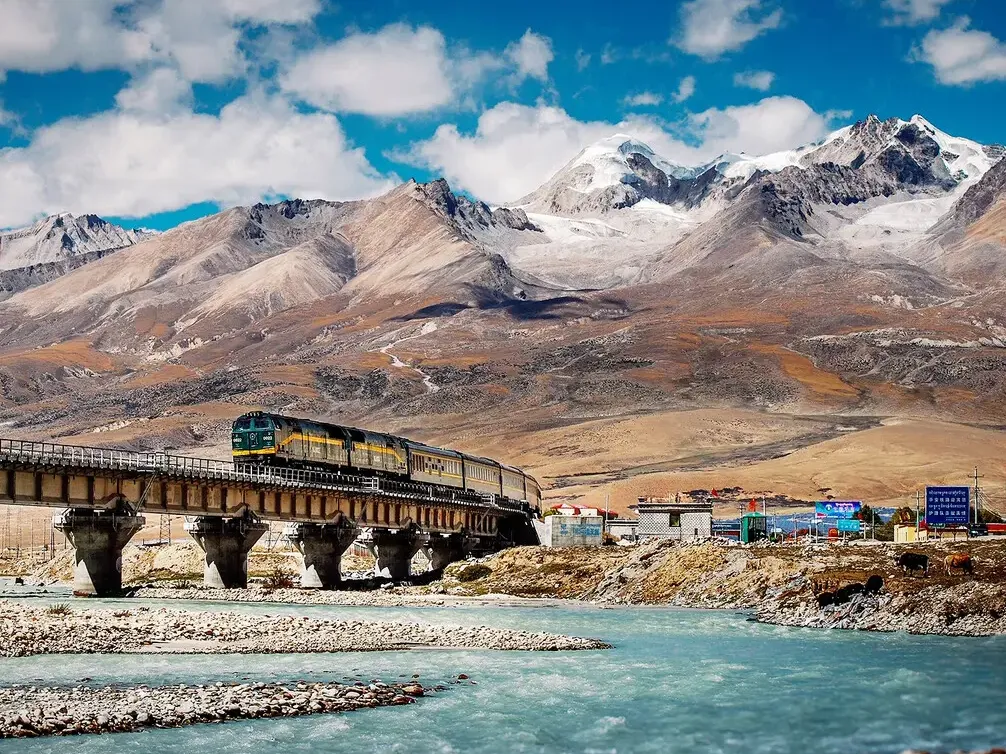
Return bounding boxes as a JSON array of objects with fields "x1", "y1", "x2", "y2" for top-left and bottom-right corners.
[{"x1": 0, "y1": 438, "x2": 530, "y2": 514}]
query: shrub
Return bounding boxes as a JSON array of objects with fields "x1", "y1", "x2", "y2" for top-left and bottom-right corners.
[
  {"x1": 45, "y1": 603, "x2": 72, "y2": 616},
  {"x1": 262, "y1": 566, "x2": 295, "y2": 590},
  {"x1": 456, "y1": 564, "x2": 492, "y2": 582}
]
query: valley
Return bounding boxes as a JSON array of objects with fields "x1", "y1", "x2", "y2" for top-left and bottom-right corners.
[{"x1": 2, "y1": 114, "x2": 1006, "y2": 516}]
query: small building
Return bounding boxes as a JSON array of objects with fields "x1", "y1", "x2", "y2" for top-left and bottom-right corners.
[
  {"x1": 634, "y1": 498, "x2": 712, "y2": 541},
  {"x1": 605, "y1": 518, "x2": 639, "y2": 542},
  {"x1": 543, "y1": 515, "x2": 603, "y2": 547},
  {"x1": 740, "y1": 512, "x2": 768, "y2": 544},
  {"x1": 895, "y1": 524, "x2": 927, "y2": 543}
]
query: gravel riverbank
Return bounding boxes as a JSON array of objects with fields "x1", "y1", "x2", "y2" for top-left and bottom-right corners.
[
  {"x1": 0, "y1": 679, "x2": 436, "y2": 738},
  {"x1": 129, "y1": 585, "x2": 549, "y2": 608},
  {"x1": 0, "y1": 602, "x2": 611, "y2": 657}
]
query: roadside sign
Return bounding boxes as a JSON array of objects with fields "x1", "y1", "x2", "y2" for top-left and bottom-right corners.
[
  {"x1": 837, "y1": 519, "x2": 861, "y2": 533},
  {"x1": 926, "y1": 486, "x2": 970, "y2": 526},
  {"x1": 815, "y1": 501, "x2": 861, "y2": 519}
]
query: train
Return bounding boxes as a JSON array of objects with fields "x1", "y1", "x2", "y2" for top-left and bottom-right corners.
[{"x1": 231, "y1": 411, "x2": 541, "y2": 508}]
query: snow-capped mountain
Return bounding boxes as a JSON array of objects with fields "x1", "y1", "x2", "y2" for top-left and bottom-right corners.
[
  {"x1": 496, "y1": 114, "x2": 1005, "y2": 289},
  {"x1": 0, "y1": 213, "x2": 153, "y2": 271},
  {"x1": 514, "y1": 115, "x2": 1003, "y2": 224},
  {"x1": 514, "y1": 134, "x2": 706, "y2": 216}
]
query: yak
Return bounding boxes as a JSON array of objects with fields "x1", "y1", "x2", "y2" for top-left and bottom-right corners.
[
  {"x1": 944, "y1": 553, "x2": 974, "y2": 577},
  {"x1": 834, "y1": 583, "x2": 865, "y2": 604},
  {"x1": 896, "y1": 552, "x2": 929, "y2": 576},
  {"x1": 864, "y1": 575, "x2": 884, "y2": 594}
]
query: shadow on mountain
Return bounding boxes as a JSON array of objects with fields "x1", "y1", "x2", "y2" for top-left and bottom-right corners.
[
  {"x1": 476, "y1": 293, "x2": 588, "y2": 320},
  {"x1": 396, "y1": 302, "x2": 472, "y2": 320},
  {"x1": 397, "y1": 291, "x2": 633, "y2": 322}
]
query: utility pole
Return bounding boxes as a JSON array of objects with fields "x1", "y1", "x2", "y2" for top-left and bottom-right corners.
[
  {"x1": 974, "y1": 466, "x2": 983, "y2": 526},
  {"x1": 916, "y1": 490, "x2": 921, "y2": 538}
]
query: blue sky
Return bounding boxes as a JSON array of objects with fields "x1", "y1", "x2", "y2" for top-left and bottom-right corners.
[{"x1": 0, "y1": 0, "x2": 1003, "y2": 231}]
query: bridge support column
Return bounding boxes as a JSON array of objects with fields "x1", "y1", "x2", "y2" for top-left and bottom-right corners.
[
  {"x1": 367, "y1": 528, "x2": 422, "y2": 581},
  {"x1": 53, "y1": 507, "x2": 145, "y2": 597},
  {"x1": 185, "y1": 513, "x2": 268, "y2": 589},
  {"x1": 283, "y1": 522, "x2": 358, "y2": 589},
  {"x1": 424, "y1": 532, "x2": 474, "y2": 571}
]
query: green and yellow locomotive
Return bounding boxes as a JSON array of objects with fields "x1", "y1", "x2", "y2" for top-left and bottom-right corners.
[{"x1": 231, "y1": 411, "x2": 541, "y2": 507}]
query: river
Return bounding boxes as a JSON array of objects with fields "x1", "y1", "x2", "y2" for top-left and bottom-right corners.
[{"x1": 2, "y1": 599, "x2": 1005, "y2": 753}]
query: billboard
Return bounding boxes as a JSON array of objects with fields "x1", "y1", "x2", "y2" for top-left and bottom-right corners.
[
  {"x1": 837, "y1": 518, "x2": 861, "y2": 533},
  {"x1": 926, "y1": 486, "x2": 970, "y2": 526},
  {"x1": 815, "y1": 501, "x2": 861, "y2": 519}
]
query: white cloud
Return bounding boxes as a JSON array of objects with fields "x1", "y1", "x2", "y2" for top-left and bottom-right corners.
[
  {"x1": 624, "y1": 92, "x2": 663, "y2": 107},
  {"x1": 0, "y1": 0, "x2": 321, "y2": 82},
  {"x1": 575, "y1": 49, "x2": 591, "y2": 71},
  {"x1": 280, "y1": 24, "x2": 455, "y2": 116},
  {"x1": 915, "y1": 17, "x2": 1006, "y2": 85},
  {"x1": 405, "y1": 96, "x2": 837, "y2": 205},
  {"x1": 115, "y1": 68, "x2": 193, "y2": 115},
  {"x1": 0, "y1": 0, "x2": 150, "y2": 74},
  {"x1": 688, "y1": 96, "x2": 833, "y2": 156},
  {"x1": 672, "y1": 75, "x2": 697, "y2": 103},
  {"x1": 883, "y1": 0, "x2": 954, "y2": 25},
  {"x1": 0, "y1": 92, "x2": 392, "y2": 228},
  {"x1": 675, "y1": 0, "x2": 782, "y2": 59},
  {"x1": 281, "y1": 25, "x2": 554, "y2": 117},
  {"x1": 505, "y1": 30, "x2": 554, "y2": 82},
  {"x1": 733, "y1": 70, "x2": 775, "y2": 90}
]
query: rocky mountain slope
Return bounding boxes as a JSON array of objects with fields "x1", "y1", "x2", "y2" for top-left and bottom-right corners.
[{"x1": 0, "y1": 213, "x2": 151, "y2": 272}]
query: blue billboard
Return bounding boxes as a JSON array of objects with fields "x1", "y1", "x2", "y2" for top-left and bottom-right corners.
[
  {"x1": 926, "y1": 486, "x2": 970, "y2": 526},
  {"x1": 837, "y1": 519, "x2": 861, "y2": 533},
  {"x1": 815, "y1": 501, "x2": 861, "y2": 519}
]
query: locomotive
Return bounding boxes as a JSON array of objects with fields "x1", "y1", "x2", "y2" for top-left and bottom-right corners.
[{"x1": 231, "y1": 411, "x2": 541, "y2": 507}]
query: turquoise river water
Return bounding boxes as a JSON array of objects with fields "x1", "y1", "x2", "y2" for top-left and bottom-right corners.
[{"x1": 2, "y1": 598, "x2": 1005, "y2": 753}]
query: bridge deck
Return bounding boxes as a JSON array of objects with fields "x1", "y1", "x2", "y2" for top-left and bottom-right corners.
[{"x1": 0, "y1": 439, "x2": 528, "y2": 537}]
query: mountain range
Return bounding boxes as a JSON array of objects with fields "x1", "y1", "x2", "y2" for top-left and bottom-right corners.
[{"x1": 2, "y1": 113, "x2": 1006, "y2": 509}]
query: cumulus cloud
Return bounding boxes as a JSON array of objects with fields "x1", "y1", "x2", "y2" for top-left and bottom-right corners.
[
  {"x1": 883, "y1": 0, "x2": 955, "y2": 25},
  {"x1": 624, "y1": 92, "x2": 663, "y2": 107},
  {"x1": 281, "y1": 24, "x2": 553, "y2": 117},
  {"x1": 915, "y1": 17, "x2": 1006, "y2": 85},
  {"x1": 575, "y1": 49, "x2": 591, "y2": 71},
  {"x1": 505, "y1": 30, "x2": 554, "y2": 82},
  {"x1": 687, "y1": 96, "x2": 833, "y2": 156},
  {"x1": 733, "y1": 70, "x2": 775, "y2": 90},
  {"x1": 675, "y1": 0, "x2": 782, "y2": 59},
  {"x1": 114, "y1": 67, "x2": 193, "y2": 115},
  {"x1": 280, "y1": 24, "x2": 456, "y2": 116},
  {"x1": 405, "y1": 96, "x2": 838, "y2": 204},
  {"x1": 0, "y1": 0, "x2": 320, "y2": 82},
  {"x1": 0, "y1": 92, "x2": 393, "y2": 228},
  {"x1": 672, "y1": 76, "x2": 697, "y2": 103}
]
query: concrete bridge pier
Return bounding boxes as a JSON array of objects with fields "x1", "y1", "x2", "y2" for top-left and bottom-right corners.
[
  {"x1": 367, "y1": 528, "x2": 422, "y2": 581},
  {"x1": 185, "y1": 513, "x2": 268, "y2": 589},
  {"x1": 283, "y1": 522, "x2": 358, "y2": 589},
  {"x1": 53, "y1": 506, "x2": 145, "y2": 597},
  {"x1": 424, "y1": 532, "x2": 474, "y2": 571}
]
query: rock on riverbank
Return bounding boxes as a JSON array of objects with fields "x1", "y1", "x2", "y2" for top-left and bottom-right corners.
[
  {"x1": 0, "y1": 680, "x2": 431, "y2": 738},
  {"x1": 0, "y1": 602, "x2": 611, "y2": 657},
  {"x1": 442, "y1": 539, "x2": 1006, "y2": 637}
]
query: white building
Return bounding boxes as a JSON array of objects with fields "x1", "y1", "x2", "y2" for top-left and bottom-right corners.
[
  {"x1": 542, "y1": 515, "x2": 603, "y2": 547},
  {"x1": 605, "y1": 519, "x2": 639, "y2": 542},
  {"x1": 634, "y1": 500, "x2": 712, "y2": 541}
]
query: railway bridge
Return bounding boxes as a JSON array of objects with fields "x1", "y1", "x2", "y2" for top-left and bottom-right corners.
[{"x1": 0, "y1": 438, "x2": 538, "y2": 596}]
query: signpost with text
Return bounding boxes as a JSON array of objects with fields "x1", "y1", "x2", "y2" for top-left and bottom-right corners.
[{"x1": 925, "y1": 486, "x2": 970, "y2": 526}]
